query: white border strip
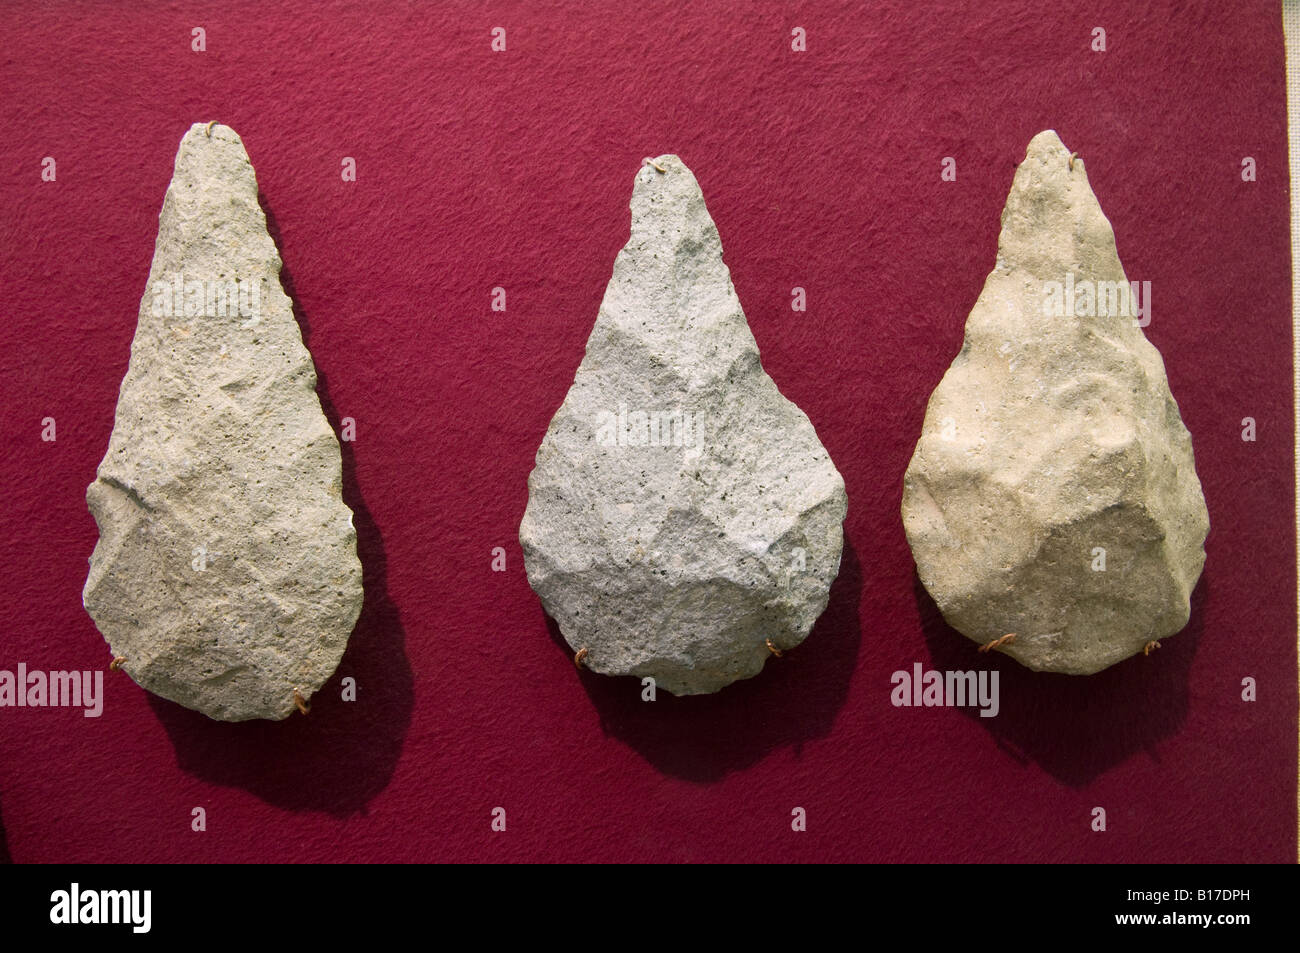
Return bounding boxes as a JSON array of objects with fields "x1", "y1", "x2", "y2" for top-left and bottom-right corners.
[{"x1": 1284, "y1": 0, "x2": 1300, "y2": 861}]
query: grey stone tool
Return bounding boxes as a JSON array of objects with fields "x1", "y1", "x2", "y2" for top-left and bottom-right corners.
[
  {"x1": 83, "y1": 123, "x2": 363, "y2": 720},
  {"x1": 520, "y1": 155, "x2": 847, "y2": 695}
]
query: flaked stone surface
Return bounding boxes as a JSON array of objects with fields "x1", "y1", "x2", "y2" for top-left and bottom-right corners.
[
  {"x1": 83, "y1": 123, "x2": 362, "y2": 721},
  {"x1": 902, "y1": 130, "x2": 1209, "y2": 675},
  {"x1": 520, "y1": 155, "x2": 847, "y2": 695}
]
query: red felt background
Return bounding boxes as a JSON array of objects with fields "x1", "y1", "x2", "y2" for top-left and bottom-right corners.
[{"x1": 0, "y1": 0, "x2": 1293, "y2": 863}]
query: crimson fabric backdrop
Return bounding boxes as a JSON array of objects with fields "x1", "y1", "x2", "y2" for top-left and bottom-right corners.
[{"x1": 0, "y1": 0, "x2": 1294, "y2": 863}]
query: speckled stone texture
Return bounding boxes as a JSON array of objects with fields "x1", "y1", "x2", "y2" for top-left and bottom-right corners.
[{"x1": 83, "y1": 123, "x2": 363, "y2": 721}]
